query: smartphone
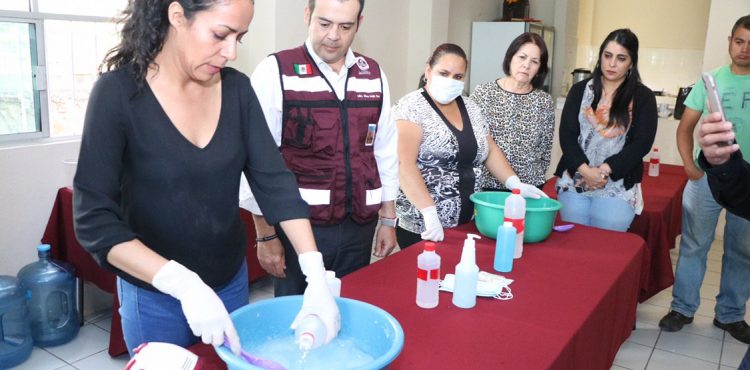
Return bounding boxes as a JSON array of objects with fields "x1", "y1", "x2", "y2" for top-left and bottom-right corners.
[{"x1": 701, "y1": 72, "x2": 735, "y2": 146}]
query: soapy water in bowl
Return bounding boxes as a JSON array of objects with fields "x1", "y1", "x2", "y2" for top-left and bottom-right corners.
[{"x1": 251, "y1": 335, "x2": 374, "y2": 370}]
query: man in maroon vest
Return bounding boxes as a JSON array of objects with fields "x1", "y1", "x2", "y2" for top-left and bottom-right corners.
[{"x1": 242, "y1": 0, "x2": 398, "y2": 296}]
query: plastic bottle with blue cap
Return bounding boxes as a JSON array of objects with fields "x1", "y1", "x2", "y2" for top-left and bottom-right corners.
[
  {"x1": 0, "y1": 275, "x2": 33, "y2": 368},
  {"x1": 452, "y1": 234, "x2": 480, "y2": 309},
  {"x1": 17, "y1": 244, "x2": 79, "y2": 347},
  {"x1": 494, "y1": 221, "x2": 516, "y2": 273}
]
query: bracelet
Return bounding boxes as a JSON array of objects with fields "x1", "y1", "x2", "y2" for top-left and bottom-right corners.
[{"x1": 255, "y1": 234, "x2": 278, "y2": 243}]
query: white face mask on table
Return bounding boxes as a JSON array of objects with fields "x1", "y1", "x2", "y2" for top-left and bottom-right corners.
[
  {"x1": 428, "y1": 75, "x2": 465, "y2": 104},
  {"x1": 439, "y1": 271, "x2": 514, "y2": 300}
]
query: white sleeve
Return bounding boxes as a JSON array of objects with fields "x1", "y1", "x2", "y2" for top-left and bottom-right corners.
[
  {"x1": 239, "y1": 57, "x2": 285, "y2": 215},
  {"x1": 250, "y1": 56, "x2": 284, "y2": 146},
  {"x1": 373, "y1": 69, "x2": 399, "y2": 202}
]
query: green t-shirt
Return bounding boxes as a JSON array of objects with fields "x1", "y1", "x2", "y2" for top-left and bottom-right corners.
[{"x1": 685, "y1": 65, "x2": 750, "y2": 164}]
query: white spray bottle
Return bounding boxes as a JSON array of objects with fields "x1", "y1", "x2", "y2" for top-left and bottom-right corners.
[{"x1": 452, "y1": 233, "x2": 481, "y2": 309}]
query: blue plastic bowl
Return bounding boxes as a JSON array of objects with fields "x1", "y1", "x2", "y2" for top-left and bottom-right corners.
[{"x1": 215, "y1": 296, "x2": 404, "y2": 370}]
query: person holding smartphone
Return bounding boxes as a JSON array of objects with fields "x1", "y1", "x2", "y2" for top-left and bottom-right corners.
[
  {"x1": 698, "y1": 112, "x2": 750, "y2": 370},
  {"x1": 699, "y1": 112, "x2": 749, "y2": 220},
  {"x1": 659, "y1": 15, "x2": 750, "y2": 345}
]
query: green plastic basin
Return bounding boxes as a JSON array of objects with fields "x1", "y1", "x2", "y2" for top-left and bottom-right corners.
[{"x1": 469, "y1": 191, "x2": 562, "y2": 243}]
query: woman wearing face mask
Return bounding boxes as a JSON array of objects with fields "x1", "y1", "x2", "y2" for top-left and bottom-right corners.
[
  {"x1": 554, "y1": 29, "x2": 657, "y2": 232},
  {"x1": 393, "y1": 43, "x2": 547, "y2": 248},
  {"x1": 471, "y1": 32, "x2": 554, "y2": 192}
]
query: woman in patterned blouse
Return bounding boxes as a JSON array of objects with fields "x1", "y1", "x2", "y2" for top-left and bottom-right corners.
[
  {"x1": 553, "y1": 29, "x2": 657, "y2": 232},
  {"x1": 393, "y1": 43, "x2": 547, "y2": 248},
  {"x1": 471, "y1": 32, "x2": 554, "y2": 191}
]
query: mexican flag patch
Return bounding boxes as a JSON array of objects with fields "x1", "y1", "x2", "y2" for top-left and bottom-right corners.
[{"x1": 294, "y1": 63, "x2": 312, "y2": 75}]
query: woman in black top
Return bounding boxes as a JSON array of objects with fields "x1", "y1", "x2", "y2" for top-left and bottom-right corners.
[
  {"x1": 73, "y1": 0, "x2": 338, "y2": 355},
  {"x1": 394, "y1": 43, "x2": 546, "y2": 248},
  {"x1": 554, "y1": 29, "x2": 657, "y2": 232}
]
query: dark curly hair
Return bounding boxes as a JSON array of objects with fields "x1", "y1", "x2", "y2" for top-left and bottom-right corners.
[{"x1": 100, "y1": 0, "x2": 234, "y2": 89}]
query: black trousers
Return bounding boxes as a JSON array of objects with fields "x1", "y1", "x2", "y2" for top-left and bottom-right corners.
[
  {"x1": 273, "y1": 216, "x2": 378, "y2": 296},
  {"x1": 396, "y1": 227, "x2": 423, "y2": 250}
]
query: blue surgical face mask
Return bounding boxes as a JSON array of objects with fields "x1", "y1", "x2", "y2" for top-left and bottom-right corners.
[{"x1": 428, "y1": 75, "x2": 465, "y2": 104}]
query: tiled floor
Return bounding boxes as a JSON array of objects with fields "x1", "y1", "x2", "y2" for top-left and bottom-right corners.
[
  {"x1": 11, "y1": 219, "x2": 750, "y2": 370},
  {"x1": 9, "y1": 278, "x2": 276, "y2": 370},
  {"x1": 612, "y1": 215, "x2": 750, "y2": 370}
]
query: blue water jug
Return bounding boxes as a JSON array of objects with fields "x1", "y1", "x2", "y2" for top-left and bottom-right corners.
[
  {"x1": 17, "y1": 245, "x2": 79, "y2": 347},
  {"x1": 0, "y1": 275, "x2": 33, "y2": 368}
]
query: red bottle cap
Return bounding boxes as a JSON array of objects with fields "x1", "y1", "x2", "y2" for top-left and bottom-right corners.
[
  {"x1": 424, "y1": 242, "x2": 436, "y2": 251},
  {"x1": 512, "y1": 188, "x2": 521, "y2": 194}
]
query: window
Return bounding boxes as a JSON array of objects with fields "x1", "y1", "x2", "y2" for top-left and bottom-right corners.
[
  {"x1": 0, "y1": 1, "x2": 125, "y2": 141},
  {"x1": 45, "y1": 20, "x2": 120, "y2": 136},
  {"x1": 0, "y1": 20, "x2": 39, "y2": 137}
]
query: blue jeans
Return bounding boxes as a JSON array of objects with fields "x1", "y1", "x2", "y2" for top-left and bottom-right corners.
[
  {"x1": 557, "y1": 191, "x2": 635, "y2": 232},
  {"x1": 117, "y1": 261, "x2": 249, "y2": 356},
  {"x1": 740, "y1": 346, "x2": 750, "y2": 370},
  {"x1": 671, "y1": 176, "x2": 750, "y2": 323}
]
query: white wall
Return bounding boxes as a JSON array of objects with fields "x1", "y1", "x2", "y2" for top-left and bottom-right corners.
[
  {"x1": 232, "y1": 0, "x2": 418, "y2": 102},
  {"x1": 1, "y1": 0, "x2": 575, "y2": 278},
  {"x1": 553, "y1": 0, "x2": 578, "y2": 97},
  {"x1": 230, "y1": 0, "x2": 276, "y2": 76},
  {"x1": 447, "y1": 0, "x2": 500, "y2": 54},
  {"x1": 234, "y1": 0, "x2": 573, "y2": 100},
  {"x1": 702, "y1": 0, "x2": 750, "y2": 71},
  {"x1": 355, "y1": 0, "x2": 415, "y2": 100},
  {"x1": 574, "y1": 0, "x2": 710, "y2": 94},
  {"x1": 0, "y1": 139, "x2": 80, "y2": 275}
]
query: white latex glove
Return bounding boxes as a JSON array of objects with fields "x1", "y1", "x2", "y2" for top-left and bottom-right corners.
[
  {"x1": 291, "y1": 252, "x2": 340, "y2": 344},
  {"x1": 151, "y1": 260, "x2": 240, "y2": 354},
  {"x1": 504, "y1": 175, "x2": 549, "y2": 200},
  {"x1": 420, "y1": 206, "x2": 444, "y2": 242}
]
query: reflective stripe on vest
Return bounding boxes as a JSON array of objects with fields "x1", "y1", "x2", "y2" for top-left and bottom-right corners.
[{"x1": 275, "y1": 45, "x2": 383, "y2": 225}]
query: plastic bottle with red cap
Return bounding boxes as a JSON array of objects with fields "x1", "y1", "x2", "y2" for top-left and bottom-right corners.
[
  {"x1": 648, "y1": 147, "x2": 660, "y2": 177},
  {"x1": 416, "y1": 242, "x2": 440, "y2": 308},
  {"x1": 504, "y1": 189, "x2": 526, "y2": 259}
]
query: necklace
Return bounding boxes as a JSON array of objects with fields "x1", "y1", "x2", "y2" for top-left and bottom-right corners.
[{"x1": 498, "y1": 78, "x2": 531, "y2": 94}]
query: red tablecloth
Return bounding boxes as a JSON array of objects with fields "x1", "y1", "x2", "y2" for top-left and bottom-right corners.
[
  {"x1": 40, "y1": 187, "x2": 266, "y2": 356},
  {"x1": 343, "y1": 223, "x2": 644, "y2": 369},
  {"x1": 189, "y1": 222, "x2": 644, "y2": 369},
  {"x1": 543, "y1": 163, "x2": 686, "y2": 302}
]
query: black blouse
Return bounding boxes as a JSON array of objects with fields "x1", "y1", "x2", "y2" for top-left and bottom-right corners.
[{"x1": 74, "y1": 66, "x2": 309, "y2": 290}]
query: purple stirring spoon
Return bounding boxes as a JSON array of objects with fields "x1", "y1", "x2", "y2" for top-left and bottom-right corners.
[
  {"x1": 553, "y1": 224, "x2": 575, "y2": 232},
  {"x1": 223, "y1": 336, "x2": 287, "y2": 370}
]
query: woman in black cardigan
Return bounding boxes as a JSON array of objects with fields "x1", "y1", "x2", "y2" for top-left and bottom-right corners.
[{"x1": 554, "y1": 29, "x2": 657, "y2": 231}]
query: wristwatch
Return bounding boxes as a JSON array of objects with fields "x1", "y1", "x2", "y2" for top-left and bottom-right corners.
[{"x1": 379, "y1": 217, "x2": 399, "y2": 228}]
